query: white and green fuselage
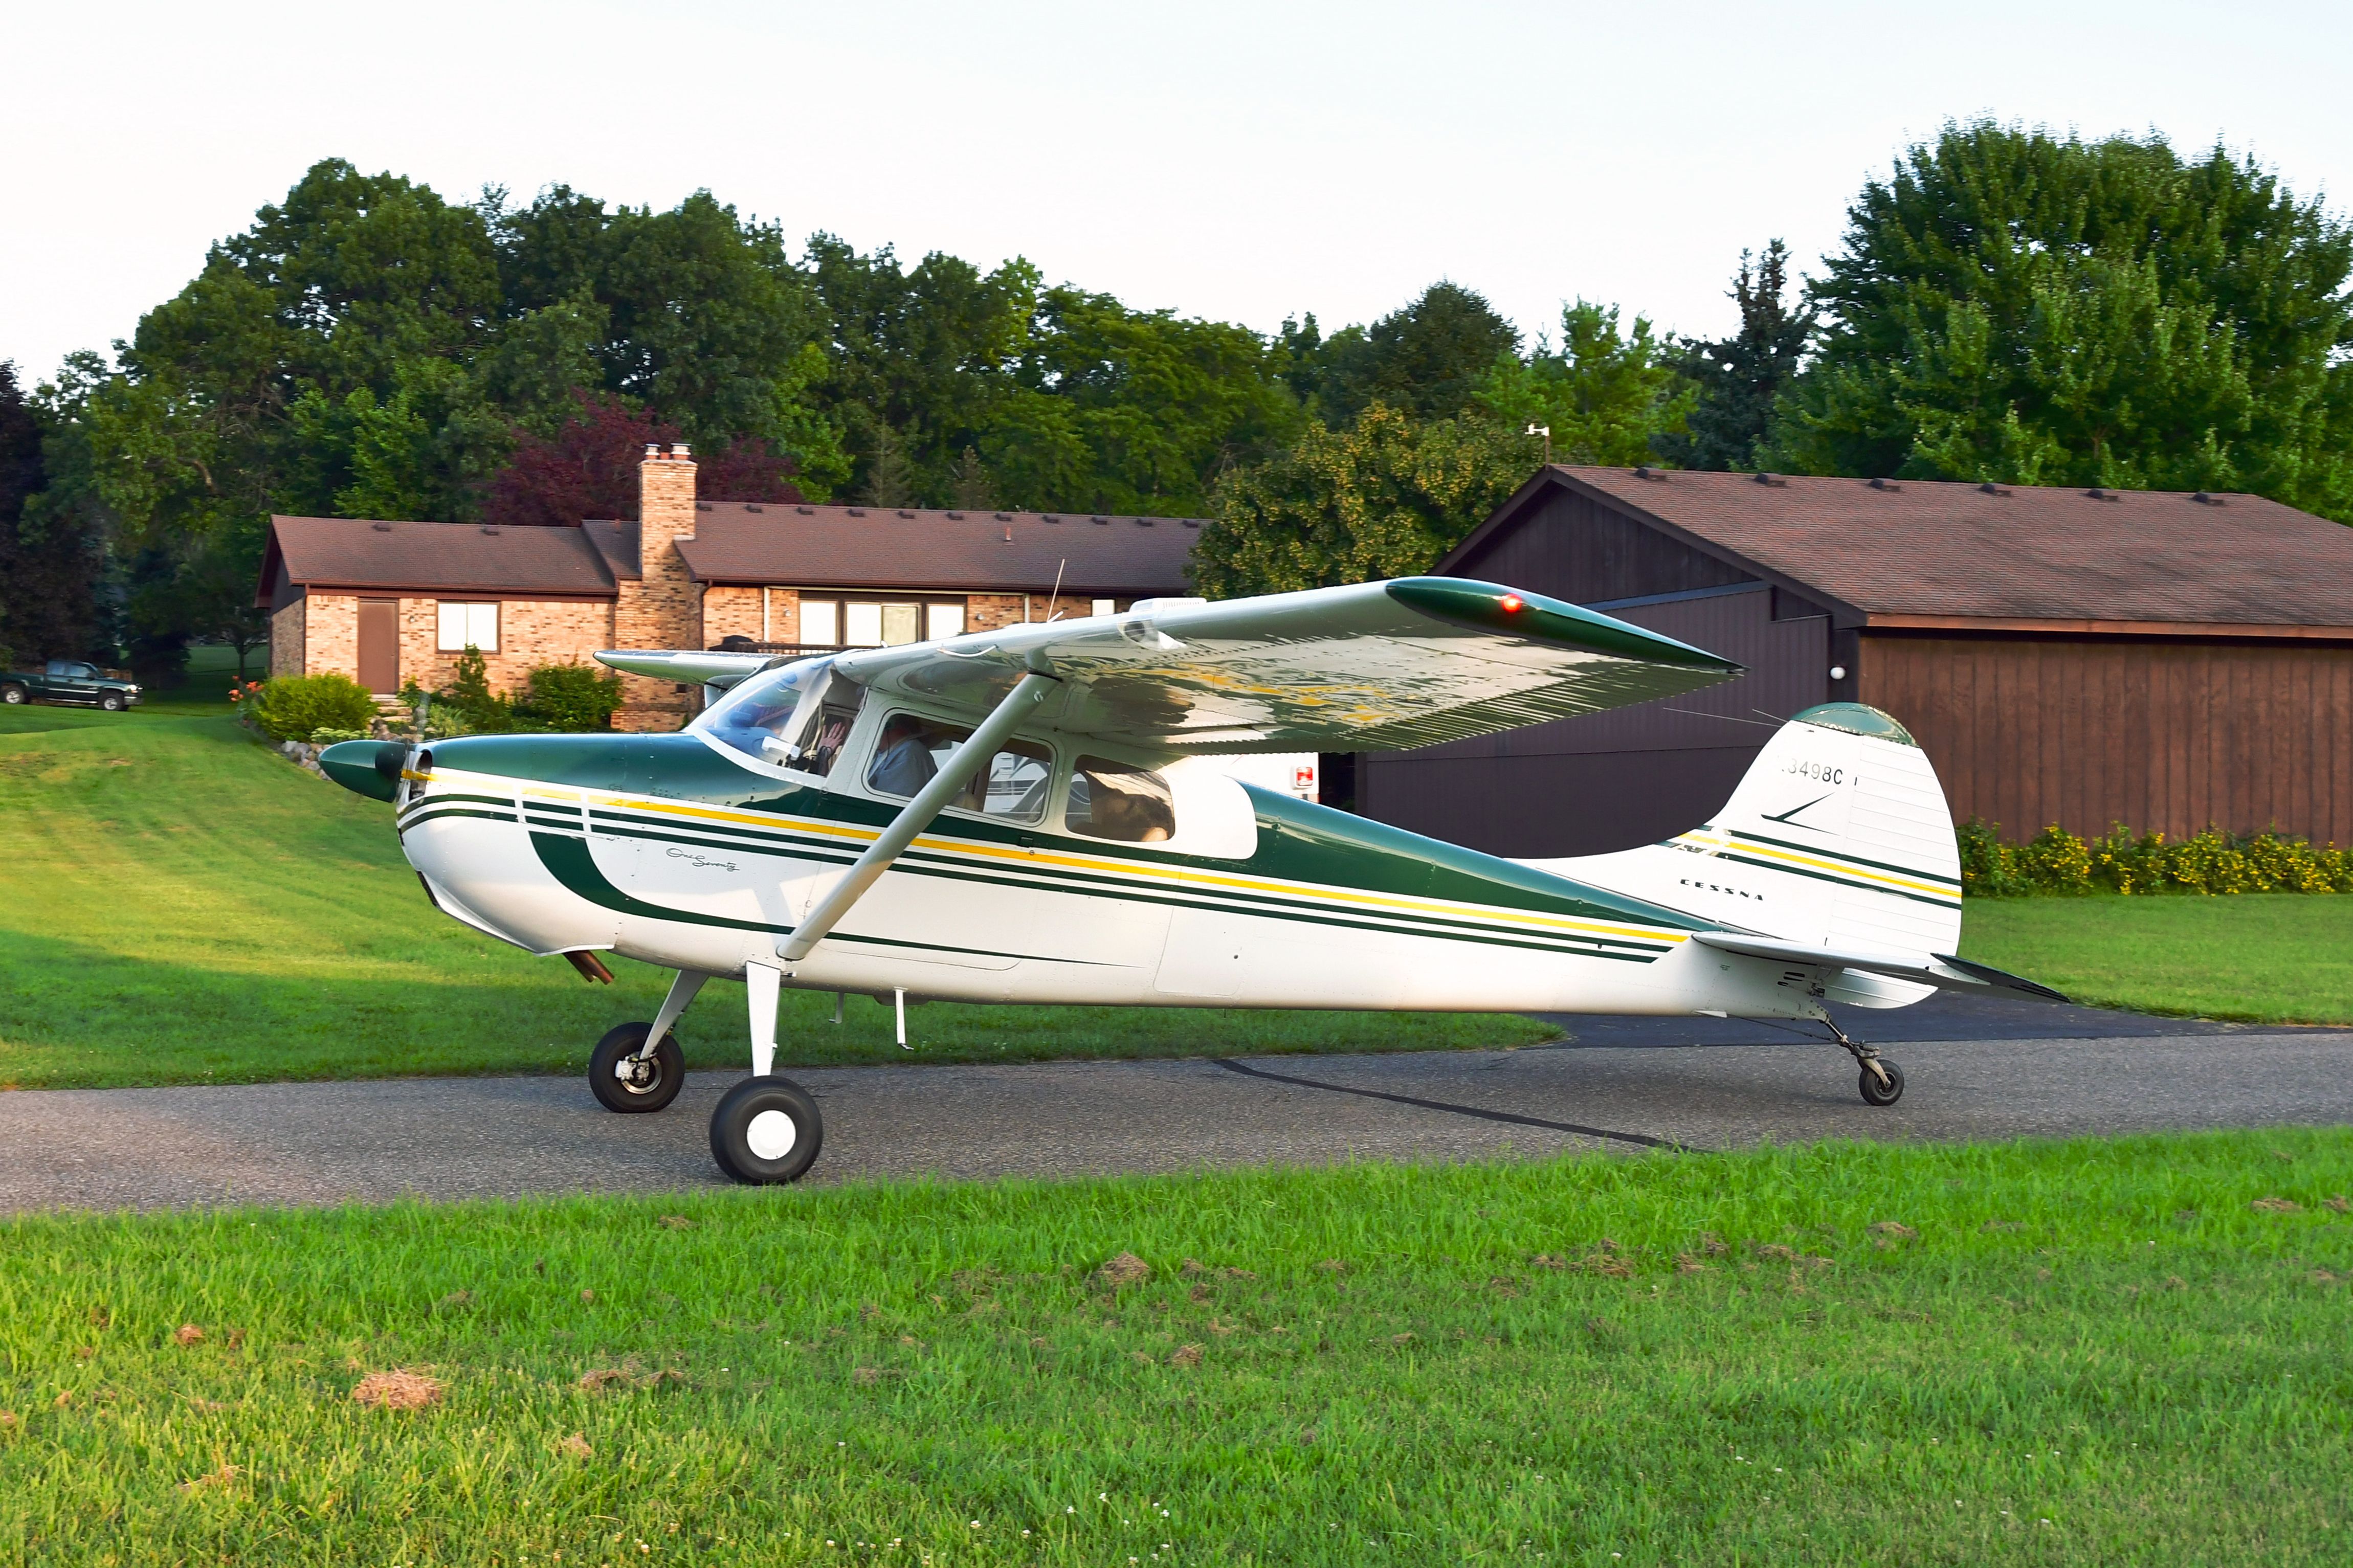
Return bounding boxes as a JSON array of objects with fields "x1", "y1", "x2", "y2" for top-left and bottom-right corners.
[{"x1": 392, "y1": 725, "x2": 1823, "y2": 1019}]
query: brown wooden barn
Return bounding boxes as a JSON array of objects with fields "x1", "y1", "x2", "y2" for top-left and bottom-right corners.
[{"x1": 1353, "y1": 465, "x2": 2353, "y2": 856}]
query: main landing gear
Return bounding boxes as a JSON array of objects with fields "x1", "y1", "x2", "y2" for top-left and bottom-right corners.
[
  {"x1": 585, "y1": 962, "x2": 825, "y2": 1184},
  {"x1": 1822, "y1": 1014, "x2": 1904, "y2": 1107}
]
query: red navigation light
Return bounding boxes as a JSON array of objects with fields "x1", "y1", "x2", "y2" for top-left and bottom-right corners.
[{"x1": 1499, "y1": 593, "x2": 1524, "y2": 613}]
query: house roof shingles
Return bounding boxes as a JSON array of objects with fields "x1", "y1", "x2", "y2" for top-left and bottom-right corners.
[
  {"x1": 672, "y1": 503, "x2": 1202, "y2": 594},
  {"x1": 259, "y1": 504, "x2": 1203, "y2": 606},
  {"x1": 262, "y1": 516, "x2": 623, "y2": 599},
  {"x1": 1516, "y1": 467, "x2": 2353, "y2": 631}
]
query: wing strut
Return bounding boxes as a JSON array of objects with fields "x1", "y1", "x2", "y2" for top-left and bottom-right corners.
[{"x1": 776, "y1": 667, "x2": 1058, "y2": 966}]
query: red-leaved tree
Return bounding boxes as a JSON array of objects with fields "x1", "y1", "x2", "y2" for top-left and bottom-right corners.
[{"x1": 480, "y1": 392, "x2": 804, "y2": 526}]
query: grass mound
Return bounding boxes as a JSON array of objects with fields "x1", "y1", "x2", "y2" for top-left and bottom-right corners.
[{"x1": 5, "y1": 1130, "x2": 2349, "y2": 1561}]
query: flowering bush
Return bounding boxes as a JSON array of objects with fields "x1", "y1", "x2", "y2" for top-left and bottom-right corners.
[
  {"x1": 247, "y1": 673, "x2": 377, "y2": 743},
  {"x1": 1959, "y1": 819, "x2": 2353, "y2": 896}
]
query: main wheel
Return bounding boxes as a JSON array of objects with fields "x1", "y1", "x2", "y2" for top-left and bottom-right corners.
[
  {"x1": 100, "y1": 691, "x2": 125, "y2": 711},
  {"x1": 709, "y1": 1075, "x2": 824, "y2": 1185},
  {"x1": 589, "y1": 1022, "x2": 685, "y2": 1113},
  {"x1": 1857, "y1": 1058, "x2": 1905, "y2": 1107}
]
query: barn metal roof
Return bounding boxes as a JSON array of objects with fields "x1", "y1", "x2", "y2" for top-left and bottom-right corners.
[{"x1": 1457, "y1": 467, "x2": 2353, "y2": 632}]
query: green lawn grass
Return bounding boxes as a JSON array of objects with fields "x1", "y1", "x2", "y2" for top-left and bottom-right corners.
[
  {"x1": 5, "y1": 1130, "x2": 2349, "y2": 1563},
  {"x1": 0, "y1": 708, "x2": 1549, "y2": 1090},
  {"x1": 1961, "y1": 894, "x2": 2353, "y2": 1025}
]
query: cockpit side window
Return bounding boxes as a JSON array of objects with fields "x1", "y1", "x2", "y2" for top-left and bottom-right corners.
[
  {"x1": 1065, "y1": 757, "x2": 1176, "y2": 842},
  {"x1": 700, "y1": 664, "x2": 863, "y2": 774},
  {"x1": 789, "y1": 689, "x2": 864, "y2": 778},
  {"x1": 865, "y1": 711, "x2": 1051, "y2": 823}
]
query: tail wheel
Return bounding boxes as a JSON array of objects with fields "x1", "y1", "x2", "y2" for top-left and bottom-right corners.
[
  {"x1": 709, "y1": 1075, "x2": 824, "y2": 1184},
  {"x1": 1858, "y1": 1058, "x2": 1905, "y2": 1107},
  {"x1": 589, "y1": 1022, "x2": 685, "y2": 1114}
]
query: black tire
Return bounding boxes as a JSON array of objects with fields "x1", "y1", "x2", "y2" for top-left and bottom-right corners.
[
  {"x1": 709, "y1": 1074, "x2": 824, "y2": 1184},
  {"x1": 589, "y1": 1022, "x2": 685, "y2": 1114},
  {"x1": 100, "y1": 691, "x2": 125, "y2": 711},
  {"x1": 0, "y1": 685, "x2": 25, "y2": 705},
  {"x1": 1858, "y1": 1058, "x2": 1905, "y2": 1107}
]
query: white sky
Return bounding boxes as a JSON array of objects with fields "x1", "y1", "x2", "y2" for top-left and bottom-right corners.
[{"x1": 7, "y1": 0, "x2": 2348, "y2": 383}]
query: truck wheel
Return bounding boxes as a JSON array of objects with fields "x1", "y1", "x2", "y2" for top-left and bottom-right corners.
[
  {"x1": 1, "y1": 685, "x2": 24, "y2": 705},
  {"x1": 100, "y1": 692, "x2": 125, "y2": 712}
]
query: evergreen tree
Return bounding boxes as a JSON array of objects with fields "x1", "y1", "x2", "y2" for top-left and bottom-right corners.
[
  {"x1": 1304, "y1": 282, "x2": 1522, "y2": 424},
  {"x1": 1654, "y1": 241, "x2": 1814, "y2": 470}
]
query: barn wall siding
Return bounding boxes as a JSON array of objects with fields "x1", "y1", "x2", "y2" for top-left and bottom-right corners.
[
  {"x1": 1362, "y1": 746, "x2": 1764, "y2": 859},
  {"x1": 1451, "y1": 489, "x2": 1751, "y2": 603},
  {"x1": 1860, "y1": 634, "x2": 2353, "y2": 845}
]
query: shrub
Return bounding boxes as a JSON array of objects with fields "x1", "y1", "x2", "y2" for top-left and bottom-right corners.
[
  {"x1": 515, "y1": 662, "x2": 624, "y2": 732},
  {"x1": 438, "y1": 646, "x2": 516, "y2": 734},
  {"x1": 1959, "y1": 818, "x2": 2353, "y2": 897},
  {"x1": 249, "y1": 673, "x2": 376, "y2": 743}
]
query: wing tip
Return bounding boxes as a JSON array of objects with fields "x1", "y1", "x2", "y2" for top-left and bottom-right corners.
[{"x1": 1385, "y1": 578, "x2": 1744, "y2": 673}]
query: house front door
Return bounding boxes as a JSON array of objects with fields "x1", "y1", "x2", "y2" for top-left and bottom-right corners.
[{"x1": 357, "y1": 599, "x2": 400, "y2": 694}]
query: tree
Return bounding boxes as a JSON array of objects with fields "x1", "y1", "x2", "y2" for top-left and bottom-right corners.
[
  {"x1": 1653, "y1": 241, "x2": 1814, "y2": 470},
  {"x1": 984, "y1": 286, "x2": 1301, "y2": 517},
  {"x1": 0, "y1": 363, "x2": 104, "y2": 664},
  {"x1": 1472, "y1": 301, "x2": 1693, "y2": 466},
  {"x1": 1762, "y1": 122, "x2": 2353, "y2": 517},
  {"x1": 802, "y1": 235, "x2": 1036, "y2": 503},
  {"x1": 1292, "y1": 282, "x2": 1522, "y2": 424},
  {"x1": 1190, "y1": 405, "x2": 1533, "y2": 598},
  {"x1": 481, "y1": 392, "x2": 802, "y2": 527},
  {"x1": 492, "y1": 186, "x2": 847, "y2": 495}
]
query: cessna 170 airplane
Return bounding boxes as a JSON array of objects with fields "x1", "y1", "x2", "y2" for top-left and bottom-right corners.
[{"x1": 319, "y1": 576, "x2": 2060, "y2": 1183}]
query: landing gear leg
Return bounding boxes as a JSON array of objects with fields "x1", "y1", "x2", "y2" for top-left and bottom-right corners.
[
  {"x1": 1821, "y1": 1012, "x2": 1904, "y2": 1107},
  {"x1": 707, "y1": 960, "x2": 824, "y2": 1183}
]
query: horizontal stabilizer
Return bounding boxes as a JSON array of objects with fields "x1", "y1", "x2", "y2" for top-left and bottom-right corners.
[{"x1": 1693, "y1": 932, "x2": 2069, "y2": 1004}]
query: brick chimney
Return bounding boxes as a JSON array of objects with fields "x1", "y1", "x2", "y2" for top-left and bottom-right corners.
[{"x1": 612, "y1": 443, "x2": 701, "y2": 731}]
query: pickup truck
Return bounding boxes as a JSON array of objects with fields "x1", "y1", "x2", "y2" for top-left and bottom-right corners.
[{"x1": 1, "y1": 659, "x2": 143, "y2": 710}]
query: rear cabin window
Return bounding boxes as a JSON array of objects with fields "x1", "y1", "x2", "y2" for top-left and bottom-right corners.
[
  {"x1": 1065, "y1": 757, "x2": 1176, "y2": 843},
  {"x1": 865, "y1": 712, "x2": 1052, "y2": 823}
]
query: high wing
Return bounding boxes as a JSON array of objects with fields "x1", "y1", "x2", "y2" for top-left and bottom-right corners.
[{"x1": 607, "y1": 578, "x2": 1741, "y2": 755}]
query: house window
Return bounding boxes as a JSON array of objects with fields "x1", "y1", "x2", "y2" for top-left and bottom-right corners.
[
  {"x1": 1092, "y1": 598, "x2": 1117, "y2": 617},
  {"x1": 798, "y1": 596, "x2": 967, "y2": 649},
  {"x1": 436, "y1": 601, "x2": 499, "y2": 652}
]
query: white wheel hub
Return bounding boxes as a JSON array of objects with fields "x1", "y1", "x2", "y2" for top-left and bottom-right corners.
[{"x1": 746, "y1": 1107, "x2": 798, "y2": 1159}]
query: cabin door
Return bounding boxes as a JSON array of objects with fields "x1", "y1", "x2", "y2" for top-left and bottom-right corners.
[{"x1": 357, "y1": 599, "x2": 400, "y2": 695}]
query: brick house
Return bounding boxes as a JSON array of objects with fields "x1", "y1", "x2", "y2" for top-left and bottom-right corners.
[{"x1": 258, "y1": 445, "x2": 1206, "y2": 730}]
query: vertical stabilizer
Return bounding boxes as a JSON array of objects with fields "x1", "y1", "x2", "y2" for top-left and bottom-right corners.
[{"x1": 1523, "y1": 703, "x2": 1965, "y2": 1007}]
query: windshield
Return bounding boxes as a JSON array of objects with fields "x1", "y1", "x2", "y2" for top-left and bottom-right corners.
[{"x1": 697, "y1": 660, "x2": 850, "y2": 771}]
